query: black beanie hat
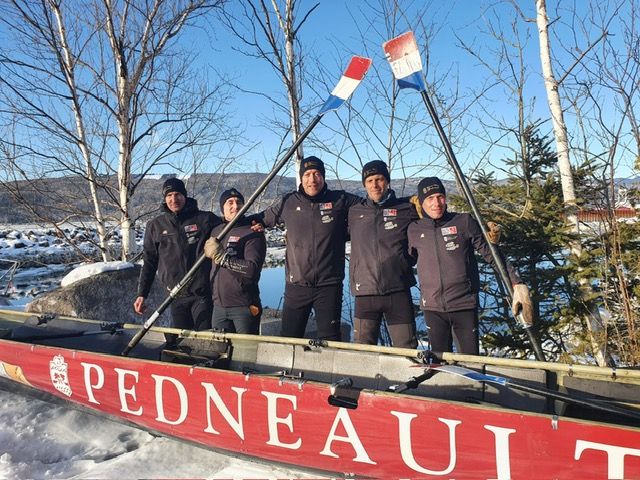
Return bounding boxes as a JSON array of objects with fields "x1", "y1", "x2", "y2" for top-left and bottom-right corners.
[
  {"x1": 361, "y1": 160, "x2": 390, "y2": 185},
  {"x1": 417, "y1": 177, "x2": 446, "y2": 205},
  {"x1": 299, "y1": 156, "x2": 325, "y2": 179},
  {"x1": 219, "y1": 188, "x2": 245, "y2": 212},
  {"x1": 162, "y1": 178, "x2": 187, "y2": 198}
]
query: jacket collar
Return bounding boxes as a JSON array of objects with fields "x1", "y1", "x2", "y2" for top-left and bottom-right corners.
[{"x1": 366, "y1": 189, "x2": 396, "y2": 207}]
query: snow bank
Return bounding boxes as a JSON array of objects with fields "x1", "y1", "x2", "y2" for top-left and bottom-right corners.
[{"x1": 61, "y1": 262, "x2": 135, "y2": 288}]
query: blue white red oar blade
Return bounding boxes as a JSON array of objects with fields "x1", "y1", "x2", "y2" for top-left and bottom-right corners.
[
  {"x1": 318, "y1": 56, "x2": 372, "y2": 114},
  {"x1": 383, "y1": 31, "x2": 427, "y2": 92},
  {"x1": 432, "y1": 364, "x2": 508, "y2": 386}
]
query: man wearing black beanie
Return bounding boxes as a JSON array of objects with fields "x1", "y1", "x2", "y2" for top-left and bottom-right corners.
[
  {"x1": 347, "y1": 160, "x2": 419, "y2": 348},
  {"x1": 134, "y1": 176, "x2": 222, "y2": 346},
  {"x1": 408, "y1": 176, "x2": 532, "y2": 354},
  {"x1": 203, "y1": 188, "x2": 266, "y2": 335},
  {"x1": 256, "y1": 155, "x2": 361, "y2": 341}
]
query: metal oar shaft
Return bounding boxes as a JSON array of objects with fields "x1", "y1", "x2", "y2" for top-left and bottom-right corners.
[
  {"x1": 419, "y1": 89, "x2": 546, "y2": 362},
  {"x1": 505, "y1": 379, "x2": 640, "y2": 422}
]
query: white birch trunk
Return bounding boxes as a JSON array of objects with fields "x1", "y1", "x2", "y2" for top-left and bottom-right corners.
[
  {"x1": 51, "y1": 1, "x2": 110, "y2": 261},
  {"x1": 536, "y1": 0, "x2": 610, "y2": 367},
  {"x1": 104, "y1": 0, "x2": 134, "y2": 260},
  {"x1": 273, "y1": 0, "x2": 303, "y2": 185}
]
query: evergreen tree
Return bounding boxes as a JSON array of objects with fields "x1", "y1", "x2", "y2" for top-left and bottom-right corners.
[{"x1": 451, "y1": 126, "x2": 579, "y2": 359}]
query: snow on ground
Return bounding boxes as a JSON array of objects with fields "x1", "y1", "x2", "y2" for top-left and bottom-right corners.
[{"x1": 0, "y1": 386, "x2": 325, "y2": 479}]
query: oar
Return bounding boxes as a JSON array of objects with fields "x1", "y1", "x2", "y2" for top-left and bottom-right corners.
[
  {"x1": 122, "y1": 56, "x2": 372, "y2": 356},
  {"x1": 432, "y1": 364, "x2": 640, "y2": 422},
  {"x1": 382, "y1": 31, "x2": 546, "y2": 361},
  {"x1": 9, "y1": 322, "x2": 123, "y2": 342}
]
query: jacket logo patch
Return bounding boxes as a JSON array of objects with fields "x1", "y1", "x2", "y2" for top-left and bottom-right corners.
[
  {"x1": 445, "y1": 241, "x2": 459, "y2": 251},
  {"x1": 184, "y1": 224, "x2": 199, "y2": 233},
  {"x1": 384, "y1": 221, "x2": 397, "y2": 230},
  {"x1": 383, "y1": 209, "x2": 397, "y2": 217},
  {"x1": 321, "y1": 215, "x2": 334, "y2": 224},
  {"x1": 441, "y1": 226, "x2": 457, "y2": 235},
  {"x1": 320, "y1": 202, "x2": 333, "y2": 210},
  {"x1": 228, "y1": 236, "x2": 241, "y2": 243}
]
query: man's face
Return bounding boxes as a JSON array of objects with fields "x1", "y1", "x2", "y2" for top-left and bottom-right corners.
[
  {"x1": 422, "y1": 193, "x2": 447, "y2": 219},
  {"x1": 364, "y1": 174, "x2": 389, "y2": 203},
  {"x1": 223, "y1": 197, "x2": 243, "y2": 222},
  {"x1": 301, "y1": 169, "x2": 325, "y2": 197},
  {"x1": 165, "y1": 191, "x2": 186, "y2": 213}
]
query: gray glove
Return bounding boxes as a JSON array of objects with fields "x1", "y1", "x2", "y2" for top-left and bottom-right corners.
[
  {"x1": 204, "y1": 238, "x2": 225, "y2": 264},
  {"x1": 512, "y1": 284, "x2": 534, "y2": 326}
]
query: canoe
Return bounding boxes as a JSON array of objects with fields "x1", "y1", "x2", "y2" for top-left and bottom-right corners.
[{"x1": 0, "y1": 308, "x2": 638, "y2": 479}]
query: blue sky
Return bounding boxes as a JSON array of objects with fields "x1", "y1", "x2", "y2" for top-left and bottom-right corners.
[
  {"x1": 183, "y1": 0, "x2": 640, "y2": 184},
  {"x1": 1, "y1": 1, "x2": 636, "y2": 183}
]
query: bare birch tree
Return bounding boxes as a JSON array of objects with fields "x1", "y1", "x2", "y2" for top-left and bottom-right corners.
[
  {"x1": 0, "y1": 0, "x2": 230, "y2": 260},
  {"x1": 218, "y1": 0, "x2": 318, "y2": 182}
]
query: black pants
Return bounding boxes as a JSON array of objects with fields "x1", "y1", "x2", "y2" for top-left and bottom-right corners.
[
  {"x1": 166, "y1": 295, "x2": 212, "y2": 345},
  {"x1": 281, "y1": 283, "x2": 342, "y2": 340},
  {"x1": 212, "y1": 305, "x2": 261, "y2": 335},
  {"x1": 423, "y1": 309, "x2": 479, "y2": 354},
  {"x1": 353, "y1": 289, "x2": 417, "y2": 348}
]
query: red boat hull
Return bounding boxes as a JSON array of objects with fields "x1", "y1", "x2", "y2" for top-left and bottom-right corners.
[{"x1": 1, "y1": 340, "x2": 638, "y2": 479}]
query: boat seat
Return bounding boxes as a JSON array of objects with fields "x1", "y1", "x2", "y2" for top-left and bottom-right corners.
[{"x1": 161, "y1": 337, "x2": 231, "y2": 368}]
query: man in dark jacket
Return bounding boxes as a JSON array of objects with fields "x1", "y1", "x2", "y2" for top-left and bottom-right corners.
[
  {"x1": 204, "y1": 188, "x2": 266, "y2": 335},
  {"x1": 257, "y1": 156, "x2": 361, "y2": 341},
  {"x1": 348, "y1": 160, "x2": 418, "y2": 348},
  {"x1": 134, "y1": 178, "x2": 221, "y2": 344},
  {"x1": 408, "y1": 176, "x2": 533, "y2": 354}
]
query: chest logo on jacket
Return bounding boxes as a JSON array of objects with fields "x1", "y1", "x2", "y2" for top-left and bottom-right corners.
[
  {"x1": 184, "y1": 224, "x2": 199, "y2": 244},
  {"x1": 383, "y1": 209, "x2": 398, "y2": 230},
  {"x1": 441, "y1": 226, "x2": 459, "y2": 251},
  {"x1": 320, "y1": 202, "x2": 334, "y2": 223},
  {"x1": 384, "y1": 221, "x2": 397, "y2": 230}
]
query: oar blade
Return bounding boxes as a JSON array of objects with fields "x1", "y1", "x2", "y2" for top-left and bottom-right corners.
[
  {"x1": 432, "y1": 364, "x2": 508, "y2": 386},
  {"x1": 318, "y1": 55, "x2": 372, "y2": 114},
  {"x1": 383, "y1": 31, "x2": 426, "y2": 92}
]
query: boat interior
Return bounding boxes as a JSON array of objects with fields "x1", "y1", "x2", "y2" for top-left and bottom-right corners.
[{"x1": 1, "y1": 308, "x2": 639, "y2": 428}]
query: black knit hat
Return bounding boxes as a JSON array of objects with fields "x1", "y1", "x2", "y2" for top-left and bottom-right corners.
[
  {"x1": 162, "y1": 178, "x2": 187, "y2": 198},
  {"x1": 299, "y1": 156, "x2": 325, "y2": 179},
  {"x1": 219, "y1": 188, "x2": 245, "y2": 212},
  {"x1": 417, "y1": 177, "x2": 446, "y2": 205},
  {"x1": 361, "y1": 160, "x2": 390, "y2": 185}
]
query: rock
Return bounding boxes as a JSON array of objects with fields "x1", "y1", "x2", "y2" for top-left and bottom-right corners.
[{"x1": 25, "y1": 264, "x2": 171, "y2": 326}]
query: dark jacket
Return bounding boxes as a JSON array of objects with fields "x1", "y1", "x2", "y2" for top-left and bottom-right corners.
[
  {"x1": 137, "y1": 198, "x2": 221, "y2": 298},
  {"x1": 210, "y1": 217, "x2": 266, "y2": 307},
  {"x1": 348, "y1": 190, "x2": 418, "y2": 296},
  {"x1": 258, "y1": 184, "x2": 361, "y2": 287},
  {"x1": 408, "y1": 211, "x2": 521, "y2": 312}
]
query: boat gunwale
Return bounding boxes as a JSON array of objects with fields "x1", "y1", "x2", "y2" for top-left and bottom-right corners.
[{"x1": 1, "y1": 308, "x2": 638, "y2": 384}]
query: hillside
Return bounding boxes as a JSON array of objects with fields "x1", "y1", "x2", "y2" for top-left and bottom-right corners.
[{"x1": 0, "y1": 173, "x2": 434, "y2": 224}]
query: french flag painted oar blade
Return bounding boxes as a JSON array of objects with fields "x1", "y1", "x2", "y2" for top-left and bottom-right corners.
[
  {"x1": 319, "y1": 56, "x2": 372, "y2": 114},
  {"x1": 383, "y1": 31, "x2": 426, "y2": 92}
]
